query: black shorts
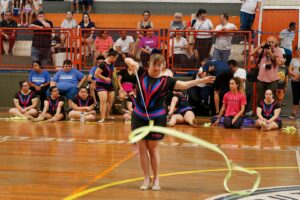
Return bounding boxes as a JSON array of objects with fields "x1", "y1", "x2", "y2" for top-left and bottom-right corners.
[
  {"x1": 96, "y1": 82, "x2": 114, "y2": 92},
  {"x1": 131, "y1": 112, "x2": 167, "y2": 140}
]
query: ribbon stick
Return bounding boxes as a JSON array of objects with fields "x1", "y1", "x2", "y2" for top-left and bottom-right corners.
[
  {"x1": 129, "y1": 120, "x2": 261, "y2": 196},
  {"x1": 134, "y1": 70, "x2": 150, "y2": 120}
]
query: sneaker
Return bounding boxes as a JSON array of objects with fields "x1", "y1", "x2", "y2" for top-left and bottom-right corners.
[
  {"x1": 98, "y1": 119, "x2": 105, "y2": 123},
  {"x1": 152, "y1": 184, "x2": 161, "y2": 191},
  {"x1": 289, "y1": 113, "x2": 296, "y2": 119}
]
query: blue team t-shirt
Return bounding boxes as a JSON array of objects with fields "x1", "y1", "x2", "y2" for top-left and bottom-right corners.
[
  {"x1": 52, "y1": 68, "x2": 85, "y2": 90},
  {"x1": 202, "y1": 60, "x2": 230, "y2": 76},
  {"x1": 28, "y1": 70, "x2": 51, "y2": 86},
  {"x1": 89, "y1": 66, "x2": 98, "y2": 80}
]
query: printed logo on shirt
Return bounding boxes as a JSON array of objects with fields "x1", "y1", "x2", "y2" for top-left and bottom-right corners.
[
  {"x1": 59, "y1": 75, "x2": 73, "y2": 80},
  {"x1": 32, "y1": 77, "x2": 45, "y2": 83}
]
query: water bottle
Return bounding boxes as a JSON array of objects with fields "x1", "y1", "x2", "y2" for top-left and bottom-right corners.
[{"x1": 80, "y1": 112, "x2": 85, "y2": 124}]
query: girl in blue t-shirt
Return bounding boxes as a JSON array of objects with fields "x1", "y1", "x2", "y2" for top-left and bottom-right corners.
[{"x1": 28, "y1": 61, "x2": 51, "y2": 110}]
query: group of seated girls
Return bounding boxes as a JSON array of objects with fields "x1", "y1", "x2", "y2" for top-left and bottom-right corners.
[
  {"x1": 9, "y1": 81, "x2": 96, "y2": 122},
  {"x1": 213, "y1": 77, "x2": 282, "y2": 131},
  {"x1": 8, "y1": 60, "x2": 281, "y2": 130}
]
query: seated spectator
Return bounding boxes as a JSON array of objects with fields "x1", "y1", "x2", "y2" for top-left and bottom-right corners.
[
  {"x1": 115, "y1": 31, "x2": 134, "y2": 67},
  {"x1": 140, "y1": 29, "x2": 158, "y2": 67},
  {"x1": 167, "y1": 90, "x2": 196, "y2": 127},
  {"x1": 93, "y1": 30, "x2": 113, "y2": 64},
  {"x1": 94, "y1": 49, "x2": 118, "y2": 123},
  {"x1": 29, "y1": 11, "x2": 53, "y2": 66},
  {"x1": 68, "y1": 87, "x2": 96, "y2": 122},
  {"x1": 214, "y1": 77, "x2": 246, "y2": 128},
  {"x1": 132, "y1": 10, "x2": 154, "y2": 57},
  {"x1": 28, "y1": 61, "x2": 50, "y2": 110},
  {"x1": 50, "y1": 59, "x2": 87, "y2": 108},
  {"x1": 81, "y1": 0, "x2": 93, "y2": 14},
  {"x1": 9, "y1": 81, "x2": 39, "y2": 118},
  {"x1": 78, "y1": 12, "x2": 95, "y2": 57},
  {"x1": 170, "y1": 13, "x2": 186, "y2": 33},
  {"x1": 169, "y1": 31, "x2": 192, "y2": 69},
  {"x1": 31, "y1": 86, "x2": 65, "y2": 122},
  {"x1": 87, "y1": 55, "x2": 105, "y2": 106},
  {"x1": 255, "y1": 89, "x2": 282, "y2": 131},
  {"x1": 60, "y1": 11, "x2": 77, "y2": 47},
  {"x1": 0, "y1": 10, "x2": 17, "y2": 55},
  {"x1": 20, "y1": 0, "x2": 33, "y2": 26},
  {"x1": 201, "y1": 58, "x2": 233, "y2": 114},
  {"x1": 213, "y1": 13, "x2": 237, "y2": 63}
]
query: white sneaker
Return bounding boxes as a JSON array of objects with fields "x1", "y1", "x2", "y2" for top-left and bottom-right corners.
[
  {"x1": 98, "y1": 119, "x2": 105, "y2": 123},
  {"x1": 152, "y1": 184, "x2": 161, "y2": 191}
]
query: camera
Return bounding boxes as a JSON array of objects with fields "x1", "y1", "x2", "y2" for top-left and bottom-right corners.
[
  {"x1": 262, "y1": 43, "x2": 271, "y2": 49},
  {"x1": 265, "y1": 64, "x2": 272, "y2": 69}
]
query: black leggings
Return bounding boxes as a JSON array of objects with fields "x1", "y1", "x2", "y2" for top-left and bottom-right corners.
[
  {"x1": 291, "y1": 81, "x2": 300, "y2": 105},
  {"x1": 223, "y1": 116, "x2": 243, "y2": 129}
]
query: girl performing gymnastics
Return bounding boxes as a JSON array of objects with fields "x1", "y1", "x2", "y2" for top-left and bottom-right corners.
[
  {"x1": 125, "y1": 55, "x2": 215, "y2": 191},
  {"x1": 32, "y1": 86, "x2": 65, "y2": 122},
  {"x1": 167, "y1": 90, "x2": 196, "y2": 127},
  {"x1": 94, "y1": 49, "x2": 118, "y2": 123},
  {"x1": 68, "y1": 87, "x2": 96, "y2": 122}
]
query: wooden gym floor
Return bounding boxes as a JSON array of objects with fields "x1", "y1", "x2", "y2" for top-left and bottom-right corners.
[{"x1": 0, "y1": 112, "x2": 299, "y2": 200}]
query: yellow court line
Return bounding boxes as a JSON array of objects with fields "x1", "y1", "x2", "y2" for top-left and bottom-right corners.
[
  {"x1": 70, "y1": 151, "x2": 137, "y2": 195},
  {"x1": 63, "y1": 166, "x2": 298, "y2": 200}
]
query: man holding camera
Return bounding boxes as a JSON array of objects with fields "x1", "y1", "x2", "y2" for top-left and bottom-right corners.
[{"x1": 250, "y1": 36, "x2": 284, "y2": 103}]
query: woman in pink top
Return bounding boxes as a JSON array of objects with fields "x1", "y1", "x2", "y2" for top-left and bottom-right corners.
[
  {"x1": 140, "y1": 29, "x2": 158, "y2": 67},
  {"x1": 93, "y1": 30, "x2": 113, "y2": 64},
  {"x1": 214, "y1": 77, "x2": 246, "y2": 128}
]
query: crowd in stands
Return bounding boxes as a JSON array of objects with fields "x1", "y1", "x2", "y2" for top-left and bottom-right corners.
[{"x1": 1, "y1": 0, "x2": 300, "y2": 132}]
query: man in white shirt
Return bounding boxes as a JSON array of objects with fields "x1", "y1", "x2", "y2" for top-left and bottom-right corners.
[
  {"x1": 279, "y1": 22, "x2": 296, "y2": 66},
  {"x1": 115, "y1": 31, "x2": 134, "y2": 67},
  {"x1": 240, "y1": 0, "x2": 261, "y2": 32},
  {"x1": 213, "y1": 13, "x2": 237, "y2": 63}
]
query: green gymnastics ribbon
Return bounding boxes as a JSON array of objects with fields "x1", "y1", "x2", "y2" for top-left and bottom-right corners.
[
  {"x1": 129, "y1": 120, "x2": 261, "y2": 196},
  {"x1": 282, "y1": 126, "x2": 297, "y2": 134}
]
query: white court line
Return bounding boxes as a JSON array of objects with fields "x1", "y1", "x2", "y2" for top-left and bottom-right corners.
[{"x1": 296, "y1": 150, "x2": 300, "y2": 175}]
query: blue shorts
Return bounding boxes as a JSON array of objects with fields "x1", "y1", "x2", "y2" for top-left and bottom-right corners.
[{"x1": 57, "y1": 87, "x2": 78, "y2": 100}]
